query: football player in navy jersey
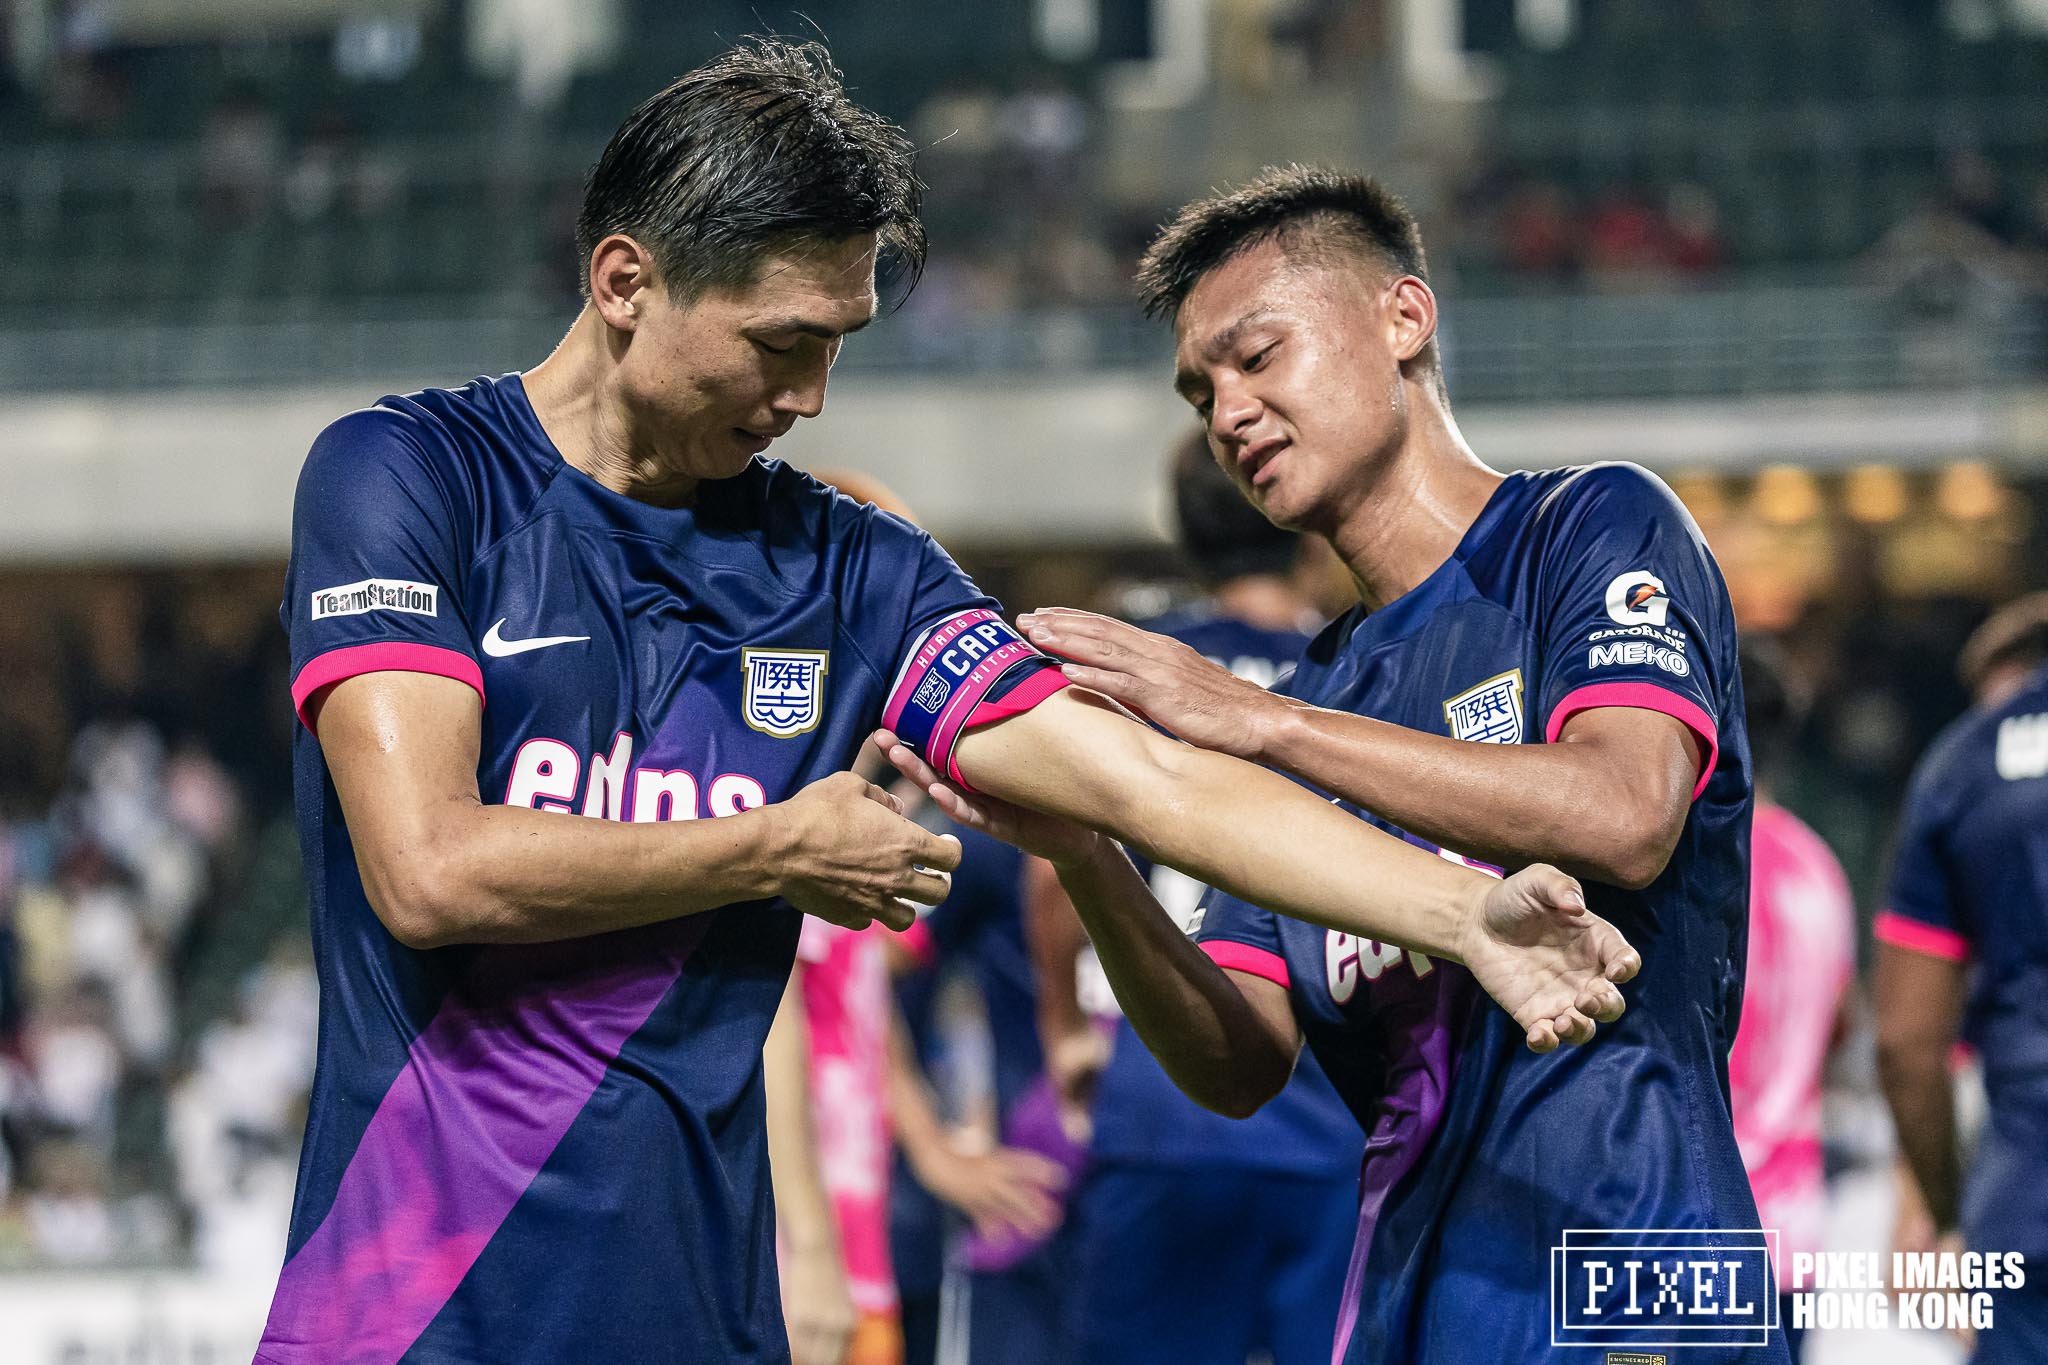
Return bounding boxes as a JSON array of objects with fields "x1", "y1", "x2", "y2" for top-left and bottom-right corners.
[
  {"x1": 265, "y1": 45, "x2": 1638, "y2": 1364},
  {"x1": 1033, "y1": 438, "x2": 1365, "y2": 1365},
  {"x1": 1877, "y1": 593, "x2": 2048, "y2": 1364},
  {"x1": 889, "y1": 166, "x2": 1773, "y2": 1364}
]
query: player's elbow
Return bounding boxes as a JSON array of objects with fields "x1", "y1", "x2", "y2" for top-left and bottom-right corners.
[
  {"x1": 1581, "y1": 805, "x2": 1685, "y2": 891},
  {"x1": 1874, "y1": 1024, "x2": 1947, "y2": 1097},
  {"x1": 1184, "y1": 1058, "x2": 1288, "y2": 1120},
  {"x1": 360, "y1": 849, "x2": 475, "y2": 949}
]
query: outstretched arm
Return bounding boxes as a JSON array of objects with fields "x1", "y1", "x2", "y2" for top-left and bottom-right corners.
[
  {"x1": 878, "y1": 686, "x2": 1637, "y2": 1054},
  {"x1": 944, "y1": 689, "x2": 1635, "y2": 1045},
  {"x1": 1018, "y1": 609, "x2": 1699, "y2": 889}
]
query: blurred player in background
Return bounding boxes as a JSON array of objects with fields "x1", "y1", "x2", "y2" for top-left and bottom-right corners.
[
  {"x1": 890, "y1": 822, "x2": 1078, "y2": 1365},
  {"x1": 1032, "y1": 435, "x2": 1364, "y2": 1365},
  {"x1": 1729, "y1": 639, "x2": 1857, "y2": 1364},
  {"x1": 269, "y1": 43, "x2": 1632, "y2": 1363},
  {"x1": 1877, "y1": 592, "x2": 2048, "y2": 1364},
  {"x1": 949, "y1": 166, "x2": 1764, "y2": 1363}
]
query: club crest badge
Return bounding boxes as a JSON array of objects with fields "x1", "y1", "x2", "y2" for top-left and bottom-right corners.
[
  {"x1": 742, "y1": 649, "x2": 830, "y2": 738},
  {"x1": 1443, "y1": 669, "x2": 1524, "y2": 745}
]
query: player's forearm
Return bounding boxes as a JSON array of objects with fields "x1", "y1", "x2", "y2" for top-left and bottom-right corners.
[
  {"x1": 1255, "y1": 701, "x2": 1675, "y2": 887},
  {"x1": 1878, "y1": 1044, "x2": 1963, "y2": 1232},
  {"x1": 1023, "y1": 856, "x2": 1092, "y2": 1048},
  {"x1": 366, "y1": 797, "x2": 791, "y2": 947},
  {"x1": 764, "y1": 978, "x2": 842, "y2": 1258},
  {"x1": 1050, "y1": 840, "x2": 1293, "y2": 1117}
]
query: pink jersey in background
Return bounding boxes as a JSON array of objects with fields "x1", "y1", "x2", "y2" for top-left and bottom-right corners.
[
  {"x1": 796, "y1": 916, "x2": 897, "y2": 1314},
  {"x1": 1729, "y1": 802, "x2": 1857, "y2": 1273}
]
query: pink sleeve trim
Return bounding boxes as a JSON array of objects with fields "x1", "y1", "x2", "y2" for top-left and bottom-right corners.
[
  {"x1": 895, "y1": 918, "x2": 938, "y2": 969},
  {"x1": 291, "y1": 642, "x2": 484, "y2": 730},
  {"x1": 944, "y1": 666, "x2": 1073, "y2": 791},
  {"x1": 1873, "y1": 910, "x2": 1971, "y2": 964},
  {"x1": 1545, "y1": 681, "x2": 1719, "y2": 801},
  {"x1": 1201, "y1": 940, "x2": 1291, "y2": 989}
]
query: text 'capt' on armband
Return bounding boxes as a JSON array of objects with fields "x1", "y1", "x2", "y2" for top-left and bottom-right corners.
[{"x1": 882, "y1": 609, "x2": 1069, "y2": 790}]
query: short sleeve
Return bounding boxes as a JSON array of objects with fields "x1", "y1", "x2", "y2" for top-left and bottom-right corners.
[
  {"x1": 1876, "y1": 756, "x2": 1973, "y2": 963},
  {"x1": 283, "y1": 409, "x2": 483, "y2": 729},
  {"x1": 1193, "y1": 888, "x2": 1292, "y2": 990},
  {"x1": 1533, "y1": 464, "x2": 1727, "y2": 800}
]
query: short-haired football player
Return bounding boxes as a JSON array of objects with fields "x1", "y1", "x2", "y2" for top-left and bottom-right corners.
[
  {"x1": 891, "y1": 166, "x2": 1769, "y2": 1363},
  {"x1": 261, "y1": 58, "x2": 1636, "y2": 1365},
  {"x1": 1877, "y1": 592, "x2": 2048, "y2": 1365}
]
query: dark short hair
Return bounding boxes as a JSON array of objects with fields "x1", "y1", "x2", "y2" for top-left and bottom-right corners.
[
  {"x1": 1959, "y1": 591, "x2": 2048, "y2": 696},
  {"x1": 1172, "y1": 431, "x2": 1299, "y2": 583},
  {"x1": 575, "y1": 38, "x2": 925, "y2": 301},
  {"x1": 1740, "y1": 635, "x2": 1804, "y2": 766},
  {"x1": 1136, "y1": 165, "x2": 1432, "y2": 322}
]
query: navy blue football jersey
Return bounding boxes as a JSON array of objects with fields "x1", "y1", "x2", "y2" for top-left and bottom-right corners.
[
  {"x1": 261, "y1": 374, "x2": 1062, "y2": 1364},
  {"x1": 1090, "y1": 605, "x2": 1363, "y2": 1179},
  {"x1": 1194, "y1": 465, "x2": 1772, "y2": 1364},
  {"x1": 1879, "y1": 663, "x2": 2048, "y2": 1259}
]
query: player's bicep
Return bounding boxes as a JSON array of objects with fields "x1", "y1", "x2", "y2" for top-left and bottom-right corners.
[
  {"x1": 1554, "y1": 704, "x2": 1701, "y2": 841},
  {"x1": 314, "y1": 670, "x2": 485, "y2": 933},
  {"x1": 1872, "y1": 938, "x2": 1968, "y2": 1071},
  {"x1": 1222, "y1": 967, "x2": 1304, "y2": 1066}
]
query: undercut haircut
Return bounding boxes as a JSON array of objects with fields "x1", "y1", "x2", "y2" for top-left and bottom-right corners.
[
  {"x1": 576, "y1": 38, "x2": 925, "y2": 301},
  {"x1": 1172, "y1": 431, "x2": 1300, "y2": 584},
  {"x1": 1137, "y1": 165, "x2": 1446, "y2": 395}
]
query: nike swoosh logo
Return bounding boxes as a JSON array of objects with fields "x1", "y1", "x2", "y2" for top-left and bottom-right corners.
[{"x1": 481, "y1": 619, "x2": 590, "y2": 657}]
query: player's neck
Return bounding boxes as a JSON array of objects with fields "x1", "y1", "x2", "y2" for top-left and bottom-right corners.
[
  {"x1": 523, "y1": 310, "x2": 702, "y2": 508},
  {"x1": 1212, "y1": 576, "x2": 1315, "y2": 633},
  {"x1": 1329, "y1": 411, "x2": 1501, "y2": 613}
]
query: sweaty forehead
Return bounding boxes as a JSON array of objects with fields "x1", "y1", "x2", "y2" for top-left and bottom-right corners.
[{"x1": 740, "y1": 238, "x2": 880, "y2": 323}]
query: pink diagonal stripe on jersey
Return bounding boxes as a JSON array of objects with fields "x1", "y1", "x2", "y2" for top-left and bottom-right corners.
[{"x1": 257, "y1": 919, "x2": 710, "y2": 1364}]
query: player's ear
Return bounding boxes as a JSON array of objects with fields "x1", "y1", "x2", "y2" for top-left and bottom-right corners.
[
  {"x1": 589, "y1": 233, "x2": 655, "y2": 332},
  {"x1": 1385, "y1": 275, "x2": 1439, "y2": 367}
]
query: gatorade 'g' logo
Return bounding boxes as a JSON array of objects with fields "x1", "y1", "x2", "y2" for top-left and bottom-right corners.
[{"x1": 1603, "y1": 571, "x2": 1670, "y2": 627}]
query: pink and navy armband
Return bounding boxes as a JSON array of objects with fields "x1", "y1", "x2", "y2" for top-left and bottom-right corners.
[{"x1": 883, "y1": 609, "x2": 1070, "y2": 791}]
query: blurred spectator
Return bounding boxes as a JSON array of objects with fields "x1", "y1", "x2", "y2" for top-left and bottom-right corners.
[{"x1": 198, "y1": 89, "x2": 284, "y2": 225}]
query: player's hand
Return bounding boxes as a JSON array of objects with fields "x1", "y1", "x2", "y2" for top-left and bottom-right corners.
[
  {"x1": 1457, "y1": 863, "x2": 1640, "y2": 1053},
  {"x1": 779, "y1": 1237, "x2": 857, "y2": 1365},
  {"x1": 1044, "y1": 1023, "x2": 1109, "y2": 1144},
  {"x1": 776, "y1": 772, "x2": 962, "y2": 932},
  {"x1": 869, "y1": 730, "x2": 1104, "y2": 869},
  {"x1": 908, "y1": 1130, "x2": 1068, "y2": 1244},
  {"x1": 1018, "y1": 608, "x2": 1285, "y2": 761}
]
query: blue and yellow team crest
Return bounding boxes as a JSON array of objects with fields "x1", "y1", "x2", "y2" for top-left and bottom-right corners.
[
  {"x1": 1443, "y1": 669, "x2": 1524, "y2": 744},
  {"x1": 742, "y1": 648, "x2": 830, "y2": 737}
]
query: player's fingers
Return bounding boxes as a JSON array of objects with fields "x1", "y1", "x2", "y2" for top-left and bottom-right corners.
[
  {"x1": 994, "y1": 1148, "x2": 1069, "y2": 1189},
  {"x1": 899, "y1": 867, "x2": 952, "y2": 908},
  {"x1": 859, "y1": 779, "x2": 905, "y2": 816},
  {"x1": 1531, "y1": 864, "x2": 1587, "y2": 915},
  {"x1": 1524, "y1": 1019, "x2": 1559, "y2": 1053},
  {"x1": 878, "y1": 737, "x2": 944, "y2": 791},
  {"x1": 1605, "y1": 943, "x2": 1643, "y2": 984},
  {"x1": 1554, "y1": 1008, "x2": 1598, "y2": 1047},
  {"x1": 873, "y1": 897, "x2": 915, "y2": 932},
  {"x1": 928, "y1": 784, "x2": 1004, "y2": 839},
  {"x1": 1578, "y1": 979, "x2": 1626, "y2": 1023},
  {"x1": 1058, "y1": 665, "x2": 1151, "y2": 714},
  {"x1": 915, "y1": 830, "x2": 964, "y2": 873}
]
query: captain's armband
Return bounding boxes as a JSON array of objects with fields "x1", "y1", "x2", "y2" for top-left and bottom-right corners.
[{"x1": 883, "y1": 610, "x2": 1070, "y2": 790}]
